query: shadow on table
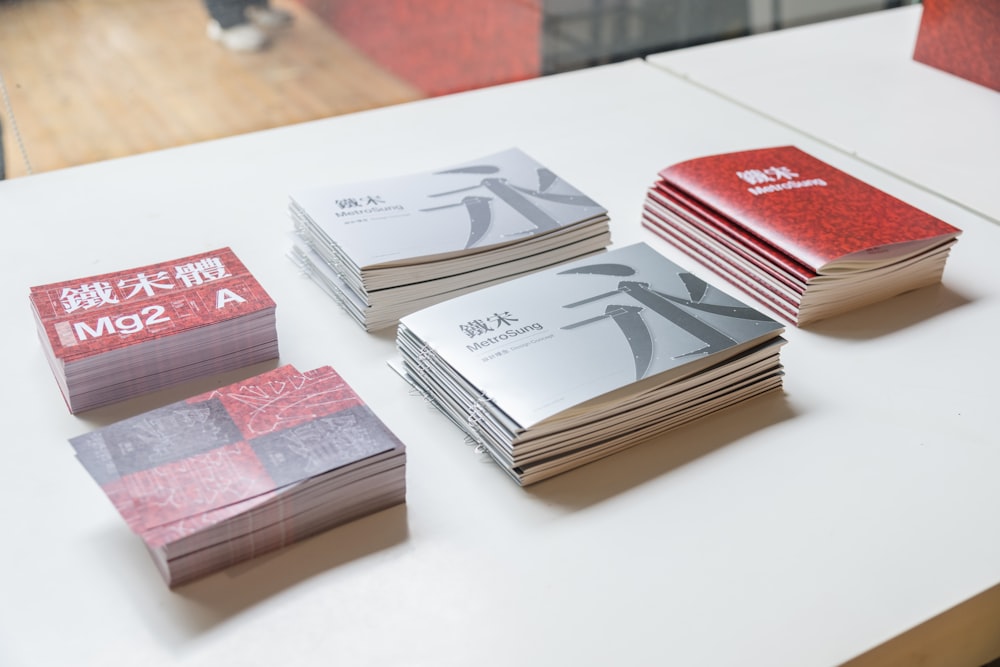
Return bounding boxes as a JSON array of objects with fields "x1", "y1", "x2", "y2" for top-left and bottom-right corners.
[
  {"x1": 526, "y1": 388, "x2": 796, "y2": 509},
  {"x1": 110, "y1": 503, "x2": 409, "y2": 638},
  {"x1": 805, "y1": 283, "x2": 972, "y2": 341}
]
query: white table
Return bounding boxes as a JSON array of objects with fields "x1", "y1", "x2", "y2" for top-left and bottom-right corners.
[
  {"x1": 1, "y1": 58, "x2": 998, "y2": 667},
  {"x1": 648, "y1": 5, "x2": 1000, "y2": 225}
]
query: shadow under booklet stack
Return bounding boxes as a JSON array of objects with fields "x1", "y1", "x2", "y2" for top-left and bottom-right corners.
[
  {"x1": 642, "y1": 146, "x2": 962, "y2": 326},
  {"x1": 289, "y1": 148, "x2": 611, "y2": 331},
  {"x1": 396, "y1": 242, "x2": 786, "y2": 486},
  {"x1": 30, "y1": 247, "x2": 278, "y2": 413},
  {"x1": 69, "y1": 364, "x2": 407, "y2": 587}
]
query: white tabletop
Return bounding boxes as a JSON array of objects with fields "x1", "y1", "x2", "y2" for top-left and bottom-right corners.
[
  {"x1": 1, "y1": 58, "x2": 999, "y2": 667},
  {"x1": 647, "y1": 5, "x2": 1000, "y2": 225}
]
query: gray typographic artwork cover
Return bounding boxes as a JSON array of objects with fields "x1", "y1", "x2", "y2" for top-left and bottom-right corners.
[
  {"x1": 400, "y1": 242, "x2": 784, "y2": 431},
  {"x1": 290, "y1": 147, "x2": 608, "y2": 268}
]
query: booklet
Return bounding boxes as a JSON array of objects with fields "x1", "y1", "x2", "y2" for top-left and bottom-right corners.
[
  {"x1": 70, "y1": 364, "x2": 406, "y2": 587},
  {"x1": 30, "y1": 247, "x2": 278, "y2": 412},
  {"x1": 290, "y1": 147, "x2": 611, "y2": 330},
  {"x1": 643, "y1": 146, "x2": 961, "y2": 324},
  {"x1": 396, "y1": 242, "x2": 785, "y2": 485}
]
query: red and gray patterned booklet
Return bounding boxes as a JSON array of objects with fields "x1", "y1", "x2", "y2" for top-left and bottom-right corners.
[
  {"x1": 642, "y1": 146, "x2": 961, "y2": 325},
  {"x1": 29, "y1": 247, "x2": 278, "y2": 413},
  {"x1": 69, "y1": 364, "x2": 406, "y2": 587}
]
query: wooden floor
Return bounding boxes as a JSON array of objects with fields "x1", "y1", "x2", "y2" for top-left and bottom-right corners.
[{"x1": 0, "y1": 0, "x2": 424, "y2": 179}]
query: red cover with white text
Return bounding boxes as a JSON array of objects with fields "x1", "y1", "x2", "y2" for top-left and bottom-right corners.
[
  {"x1": 658, "y1": 146, "x2": 960, "y2": 273},
  {"x1": 30, "y1": 247, "x2": 275, "y2": 364}
]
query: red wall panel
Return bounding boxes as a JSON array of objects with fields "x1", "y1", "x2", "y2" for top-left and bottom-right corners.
[
  {"x1": 300, "y1": 0, "x2": 543, "y2": 97},
  {"x1": 913, "y1": 0, "x2": 1000, "y2": 92}
]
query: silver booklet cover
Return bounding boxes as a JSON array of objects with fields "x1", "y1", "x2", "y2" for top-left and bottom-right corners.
[
  {"x1": 290, "y1": 147, "x2": 609, "y2": 269},
  {"x1": 399, "y1": 242, "x2": 785, "y2": 432}
]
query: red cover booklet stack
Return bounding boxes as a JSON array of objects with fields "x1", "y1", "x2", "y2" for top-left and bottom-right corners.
[
  {"x1": 69, "y1": 364, "x2": 407, "y2": 587},
  {"x1": 642, "y1": 146, "x2": 962, "y2": 326},
  {"x1": 29, "y1": 247, "x2": 279, "y2": 413}
]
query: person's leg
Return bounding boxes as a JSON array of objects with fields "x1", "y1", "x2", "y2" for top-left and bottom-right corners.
[
  {"x1": 204, "y1": 0, "x2": 270, "y2": 51},
  {"x1": 245, "y1": 0, "x2": 293, "y2": 30},
  {"x1": 203, "y1": 0, "x2": 249, "y2": 29}
]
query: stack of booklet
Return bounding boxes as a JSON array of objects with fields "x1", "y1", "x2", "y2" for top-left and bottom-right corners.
[
  {"x1": 642, "y1": 146, "x2": 962, "y2": 325},
  {"x1": 396, "y1": 242, "x2": 786, "y2": 486},
  {"x1": 69, "y1": 364, "x2": 407, "y2": 587},
  {"x1": 29, "y1": 247, "x2": 278, "y2": 413},
  {"x1": 289, "y1": 148, "x2": 611, "y2": 331}
]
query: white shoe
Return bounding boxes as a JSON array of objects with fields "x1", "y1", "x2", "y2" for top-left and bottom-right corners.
[
  {"x1": 246, "y1": 5, "x2": 293, "y2": 30},
  {"x1": 207, "y1": 20, "x2": 269, "y2": 52}
]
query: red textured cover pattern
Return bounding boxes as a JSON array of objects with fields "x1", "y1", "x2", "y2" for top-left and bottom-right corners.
[
  {"x1": 913, "y1": 0, "x2": 1000, "y2": 92},
  {"x1": 299, "y1": 0, "x2": 542, "y2": 96},
  {"x1": 659, "y1": 146, "x2": 961, "y2": 272},
  {"x1": 105, "y1": 440, "x2": 276, "y2": 538},
  {"x1": 30, "y1": 247, "x2": 275, "y2": 364},
  {"x1": 70, "y1": 365, "x2": 400, "y2": 549},
  {"x1": 187, "y1": 364, "x2": 364, "y2": 441},
  {"x1": 641, "y1": 208, "x2": 800, "y2": 322},
  {"x1": 647, "y1": 182, "x2": 813, "y2": 285}
]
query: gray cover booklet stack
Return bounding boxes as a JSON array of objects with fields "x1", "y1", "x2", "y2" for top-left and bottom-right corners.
[
  {"x1": 289, "y1": 148, "x2": 611, "y2": 331},
  {"x1": 396, "y1": 242, "x2": 787, "y2": 485}
]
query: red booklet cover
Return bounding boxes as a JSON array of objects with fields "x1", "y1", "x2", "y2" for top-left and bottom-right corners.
[
  {"x1": 30, "y1": 247, "x2": 276, "y2": 365},
  {"x1": 70, "y1": 364, "x2": 406, "y2": 551},
  {"x1": 658, "y1": 146, "x2": 961, "y2": 273},
  {"x1": 913, "y1": 0, "x2": 1000, "y2": 92},
  {"x1": 646, "y1": 183, "x2": 813, "y2": 286}
]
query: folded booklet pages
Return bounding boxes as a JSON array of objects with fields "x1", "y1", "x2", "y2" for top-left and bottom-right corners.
[
  {"x1": 29, "y1": 247, "x2": 279, "y2": 413},
  {"x1": 289, "y1": 147, "x2": 611, "y2": 331},
  {"x1": 396, "y1": 242, "x2": 786, "y2": 486},
  {"x1": 69, "y1": 364, "x2": 406, "y2": 587},
  {"x1": 641, "y1": 146, "x2": 961, "y2": 326}
]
